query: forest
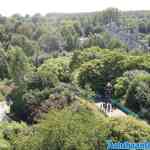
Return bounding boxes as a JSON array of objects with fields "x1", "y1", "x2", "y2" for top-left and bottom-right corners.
[{"x1": 0, "y1": 8, "x2": 150, "y2": 149}]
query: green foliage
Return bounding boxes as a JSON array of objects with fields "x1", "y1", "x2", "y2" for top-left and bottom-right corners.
[
  {"x1": 10, "y1": 87, "x2": 51, "y2": 123},
  {"x1": 123, "y1": 70, "x2": 150, "y2": 80},
  {"x1": 148, "y1": 36, "x2": 150, "y2": 46},
  {"x1": 138, "y1": 21, "x2": 150, "y2": 34},
  {"x1": 37, "y1": 57, "x2": 71, "y2": 88},
  {"x1": 0, "y1": 121, "x2": 27, "y2": 150},
  {"x1": 0, "y1": 49, "x2": 9, "y2": 79},
  {"x1": 80, "y1": 34, "x2": 105, "y2": 49},
  {"x1": 39, "y1": 31, "x2": 65, "y2": 53},
  {"x1": 11, "y1": 34, "x2": 40, "y2": 56},
  {"x1": 0, "y1": 92, "x2": 5, "y2": 102},
  {"x1": 109, "y1": 117, "x2": 150, "y2": 141},
  {"x1": 15, "y1": 22, "x2": 34, "y2": 39},
  {"x1": 126, "y1": 75, "x2": 150, "y2": 121},
  {"x1": 101, "y1": 8, "x2": 120, "y2": 24},
  {"x1": 13, "y1": 106, "x2": 109, "y2": 150},
  {"x1": 138, "y1": 21, "x2": 147, "y2": 33},
  {"x1": 71, "y1": 47, "x2": 150, "y2": 95},
  {"x1": 60, "y1": 20, "x2": 80, "y2": 51},
  {"x1": 10, "y1": 105, "x2": 150, "y2": 150},
  {"x1": 10, "y1": 82, "x2": 80, "y2": 123},
  {"x1": 108, "y1": 37, "x2": 125, "y2": 49},
  {"x1": 114, "y1": 77, "x2": 129, "y2": 98},
  {"x1": 7, "y1": 47, "x2": 32, "y2": 85},
  {"x1": 114, "y1": 70, "x2": 149, "y2": 98},
  {"x1": 77, "y1": 50, "x2": 125, "y2": 93},
  {"x1": 10, "y1": 87, "x2": 27, "y2": 121},
  {"x1": 38, "y1": 109, "x2": 107, "y2": 150},
  {"x1": 79, "y1": 33, "x2": 126, "y2": 51},
  {"x1": 0, "y1": 9, "x2": 150, "y2": 150},
  {"x1": 70, "y1": 47, "x2": 104, "y2": 70}
]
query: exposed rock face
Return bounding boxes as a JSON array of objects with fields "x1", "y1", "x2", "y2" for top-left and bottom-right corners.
[
  {"x1": 105, "y1": 22, "x2": 150, "y2": 51},
  {"x1": 0, "y1": 101, "x2": 10, "y2": 121}
]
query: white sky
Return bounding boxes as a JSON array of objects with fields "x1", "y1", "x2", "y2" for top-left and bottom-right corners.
[{"x1": 0, "y1": 0, "x2": 150, "y2": 16}]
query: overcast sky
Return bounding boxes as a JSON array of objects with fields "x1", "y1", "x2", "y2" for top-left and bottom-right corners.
[{"x1": 0, "y1": 0, "x2": 150, "y2": 16}]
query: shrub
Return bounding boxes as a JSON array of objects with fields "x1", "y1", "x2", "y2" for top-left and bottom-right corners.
[
  {"x1": 71, "y1": 48, "x2": 150, "y2": 94},
  {"x1": 123, "y1": 70, "x2": 149, "y2": 80},
  {"x1": 0, "y1": 49, "x2": 9, "y2": 80},
  {"x1": 13, "y1": 107, "x2": 109, "y2": 150},
  {"x1": 108, "y1": 37, "x2": 125, "y2": 49},
  {"x1": 10, "y1": 87, "x2": 50, "y2": 123},
  {"x1": 108, "y1": 117, "x2": 150, "y2": 141},
  {"x1": 37, "y1": 57, "x2": 71, "y2": 88},
  {"x1": 126, "y1": 75, "x2": 150, "y2": 121},
  {"x1": 114, "y1": 77, "x2": 129, "y2": 98},
  {"x1": 77, "y1": 51, "x2": 125, "y2": 93},
  {"x1": 114, "y1": 70, "x2": 149, "y2": 98},
  {"x1": 0, "y1": 121, "x2": 27, "y2": 150},
  {"x1": 70, "y1": 47, "x2": 103, "y2": 70},
  {"x1": 10, "y1": 83, "x2": 81, "y2": 123},
  {"x1": 12, "y1": 106, "x2": 150, "y2": 150}
]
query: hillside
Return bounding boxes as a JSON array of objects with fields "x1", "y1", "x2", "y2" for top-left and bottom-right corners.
[{"x1": 0, "y1": 8, "x2": 150, "y2": 150}]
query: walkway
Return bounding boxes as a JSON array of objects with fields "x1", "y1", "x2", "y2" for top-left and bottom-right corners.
[{"x1": 96, "y1": 102, "x2": 127, "y2": 118}]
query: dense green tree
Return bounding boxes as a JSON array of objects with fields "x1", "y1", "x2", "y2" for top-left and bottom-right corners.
[
  {"x1": 114, "y1": 76, "x2": 129, "y2": 98},
  {"x1": 101, "y1": 8, "x2": 120, "y2": 24},
  {"x1": 114, "y1": 70, "x2": 149, "y2": 98},
  {"x1": 77, "y1": 52, "x2": 125, "y2": 93},
  {"x1": 0, "y1": 9, "x2": 150, "y2": 150},
  {"x1": 0, "y1": 121, "x2": 27, "y2": 150},
  {"x1": 12, "y1": 106, "x2": 109, "y2": 150},
  {"x1": 39, "y1": 32, "x2": 65, "y2": 53},
  {"x1": 60, "y1": 20, "x2": 80, "y2": 50},
  {"x1": 15, "y1": 22, "x2": 34, "y2": 39},
  {"x1": 126, "y1": 75, "x2": 150, "y2": 121},
  {"x1": 109, "y1": 117, "x2": 150, "y2": 141},
  {"x1": 37, "y1": 57, "x2": 71, "y2": 86},
  {"x1": 0, "y1": 49, "x2": 9, "y2": 79},
  {"x1": 11, "y1": 106, "x2": 150, "y2": 150},
  {"x1": 81, "y1": 34, "x2": 105, "y2": 49},
  {"x1": 11, "y1": 34, "x2": 40, "y2": 56},
  {"x1": 138, "y1": 21, "x2": 147, "y2": 33},
  {"x1": 7, "y1": 47, "x2": 31, "y2": 85},
  {"x1": 108, "y1": 37, "x2": 125, "y2": 49},
  {"x1": 70, "y1": 47, "x2": 104, "y2": 70}
]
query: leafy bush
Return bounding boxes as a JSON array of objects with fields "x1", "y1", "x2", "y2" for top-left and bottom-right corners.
[
  {"x1": 0, "y1": 92, "x2": 5, "y2": 102},
  {"x1": 11, "y1": 105, "x2": 150, "y2": 150},
  {"x1": 77, "y1": 51, "x2": 125, "y2": 93},
  {"x1": 108, "y1": 117, "x2": 150, "y2": 141},
  {"x1": 123, "y1": 70, "x2": 149, "y2": 80},
  {"x1": 114, "y1": 76, "x2": 129, "y2": 98},
  {"x1": 70, "y1": 47, "x2": 103, "y2": 70},
  {"x1": 0, "y1": 121, "x2": 27, "y2": 150},
  {"x1": 0, "y1": 49, "x2": 9, "y2": 80},
  {"x1": 79, "y1": 34, "x2": 105, "y2": 49},
  {"x1": 108, "y1": 37, "x2": 125, "y2": 49},
  {"x1": 13, "y1": 106, "x2": 109, "y2": 150},
  {"x1": 126, "y1": 75, "x2": 150, "y2": 121},
  {"x1": 10, "y1": 83, "x2": 81, "y2": 123},
  {"x1": 37, "y1": 57, "x2": 71, "y2": 88},
  {"x1": 72, "y1": 47, "x2": 150, "y2": 94},
  {"x1": 114, "y1": 70, "x2": 149, "y2": 98},
  {"x1": 10, "y1": 87, "x2": 50, "y2": 123},
  {"x1": 7, "y1": 47, "x2": 33, "y2": 85}
]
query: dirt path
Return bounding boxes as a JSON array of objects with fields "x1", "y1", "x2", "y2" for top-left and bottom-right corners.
[{"x1": 106, "y1": 108, "x2": 127, "y2": 117}]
